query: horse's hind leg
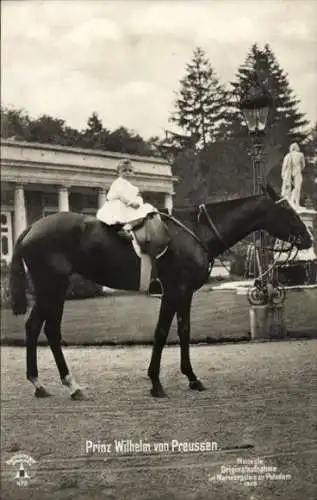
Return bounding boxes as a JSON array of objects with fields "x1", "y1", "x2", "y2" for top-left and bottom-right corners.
[
  {"x1": 26, "y1": 304, "x2": 51, "y2": 398},
  {"x1": 177, "y1": 289, "x2": 206, "y2": 392},
  {"x1": 41, "y1": 279, "x2": 85, "y2": 400},
  {"x1": 148, "y1": 294, "x2": 176, "y2": 398}
]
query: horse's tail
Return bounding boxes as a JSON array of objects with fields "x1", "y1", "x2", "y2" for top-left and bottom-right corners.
[{"x1": 9, "y1": 227, "x2": 30, "y2": 315}]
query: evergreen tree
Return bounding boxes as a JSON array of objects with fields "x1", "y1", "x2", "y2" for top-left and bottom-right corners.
[
  {"x1": 87, "y1": 112, "x2": 103, "y2": 135},
  {"x1": 264, "y1": 44, "x2": 309, "y2": 145},
  {"x1": 170, "y1": 47, "x2": 229, "y2": 149},
  {"x1": 81, "y1": 112, "x2": 107, "y2": 149},
  {"x1": 172, "y1": 148, "x2": 208, "y2": 205},
  {"x1": 229, "y1": 44, "x2": 310, "y2": 150},
  {"x1": 226, "y1": 43, "x2": 311, "y2": 192}
]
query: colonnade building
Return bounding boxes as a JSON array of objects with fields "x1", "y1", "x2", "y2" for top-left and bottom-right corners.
[{"x1": 1, "y1": 139, "x2": 176, "y2": 264}]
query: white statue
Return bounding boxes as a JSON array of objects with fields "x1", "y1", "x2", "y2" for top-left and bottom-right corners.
[{"x1": 281, "y1": 142, "x2": 306, "y2": 208}]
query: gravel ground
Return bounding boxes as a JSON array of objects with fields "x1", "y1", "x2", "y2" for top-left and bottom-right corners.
[{"x1": 1, "y1": 340, "x2": 317, "y2": 499}]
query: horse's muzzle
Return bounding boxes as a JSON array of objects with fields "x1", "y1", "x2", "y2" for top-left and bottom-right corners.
[{"x1": 294, "y1": 235, "x2": 313, "y2": 250}]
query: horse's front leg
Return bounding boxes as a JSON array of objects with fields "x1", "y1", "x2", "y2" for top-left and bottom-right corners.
[
  {"x1": 177, "y1": 290, "x2": 206, "y2": 391},
  {"x1": 148, "y1": 295, "x2": 176, "y2": 398}
]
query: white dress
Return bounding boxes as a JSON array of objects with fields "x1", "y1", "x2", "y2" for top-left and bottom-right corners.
[{"x1": 96, "y1": 177, "x2": 157, "y2": 225}]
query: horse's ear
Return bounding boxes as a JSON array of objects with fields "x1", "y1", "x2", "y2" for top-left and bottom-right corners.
[
  {"x1": 266, "y1": 183, "x2": 280, "y2": 201},
  {"x1": 261, "y1": 183, "x2": 279, "y2": 202}
]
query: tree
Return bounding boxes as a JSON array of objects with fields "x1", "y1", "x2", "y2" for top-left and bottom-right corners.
[
  {"x1": 63, "y1": 126, "x2": 83, "y2": 148},
  {"x1": 87, "y1": 112, "x2": 103, "y2": 135},
  {"x1": 0, "y1": 107, "x2": 31, "y2": 141},
  {"x1": 263, "y1": 44, "x2": 309, "y2": 145},
  {"x1": 229, "y1": 44, "x2": 310, "y2": 150},
  {"x1": 146, "y1": 135, "x2": 168, "y2": 158},
  {"x1": 170, "y1": 47, "x2": 229, "y2": 149},
  {"x1": 80, "y1": 112, "x2": 108, "y2": 149},
  {"x1": 28, "y1": 114, "x2": 67, "y2": 144},
  {"x1": 0, "y1": 106, "x2": 162, "y2": 157},
  {"x1": 172, "y1": 148, "x2": 208, "y2": 206},
  {"x1": 106, "y1": 126, "x2": 152, "y2": 155},
  {"x1": 303, "y1": 122, "x2": 317, "y2": 165},
  {"x1": 226, "y1": 43, "x2": 311, "y2": 192},
  {"x1": 199, "y1": 138, "x2": 254, "y2": 197},
  {"x1": 302, "y1": 122, "x2": 317, "y2": 207}
]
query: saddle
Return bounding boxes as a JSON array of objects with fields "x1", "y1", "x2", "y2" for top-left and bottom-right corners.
[
  {"x1": 102, "y1": 212, "x2": 169, "y2": 259},
  {"x1": 120, "y1": 212, "x2": 170, "y2": 295},
  {"x1": 127, "y1": 212, "x2": 170, "y2": 259},
  {"x1": 101, "y1": 213, "x2": 169, "y2": 294}
]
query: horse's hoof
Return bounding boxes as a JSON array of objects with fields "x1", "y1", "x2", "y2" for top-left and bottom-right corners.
[
  {"x1": 35, "y1": 387, "x2": 51, "y2": 398},
  {"x1": 71, "y1": 389, "x2": 86, "y2": 401},
  {"x1": 151, "y1": 388, "x2": 167, "y2": 398},
  {"x1": 189, "y1": 380, "x2": 206, "y2": 391}
]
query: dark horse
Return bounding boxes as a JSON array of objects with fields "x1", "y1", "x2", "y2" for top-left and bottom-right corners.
[{"x1": 9, "y1": 185, "x2": 312, "y2": 399}]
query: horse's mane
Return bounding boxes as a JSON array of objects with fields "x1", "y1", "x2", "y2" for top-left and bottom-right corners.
[
  {"x1": 159, "y1": 193, "x2": 263, "y2": 246},
  {"x1": 171, "y1": 194, "x2": 261, "y2": 217}
]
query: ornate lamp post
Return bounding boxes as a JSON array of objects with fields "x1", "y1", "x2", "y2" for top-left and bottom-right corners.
[
  {"x1": 239, "y1": 73, "x2": 285, "y2": 338},
  {"x1": 239, "y1": 72, "x2": 272, "y2": 191}
]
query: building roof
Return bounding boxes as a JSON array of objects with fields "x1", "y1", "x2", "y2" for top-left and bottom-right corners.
[{"x1": 1, "y1": 139, "x2": 177, "y2": 193}]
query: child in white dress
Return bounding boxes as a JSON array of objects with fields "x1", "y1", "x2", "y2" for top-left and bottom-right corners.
[{"x1": 97, "y1": 159, "x2": 156, "y2": 240}]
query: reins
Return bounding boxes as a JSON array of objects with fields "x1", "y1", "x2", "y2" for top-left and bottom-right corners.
[
  {"x1": 161, "y1": 200, "x2": 300, "y2": 282},
  {"x1": 197, "y1": 203, "x2": 299, "y2": 280},
  {"x1": 159, "y1": 212, "x2": 210, "y2": 255},
  {"x1": 198, "y1": 204, "x2": 228, "y2": 251},
  {"x1": 246, "y1": 237, "x2": 298, "y2": 283},
  {"x1": 197, "y1": 204, "x2": 233, "y2": 274}
]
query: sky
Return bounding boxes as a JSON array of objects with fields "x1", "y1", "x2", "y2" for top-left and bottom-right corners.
[{"x1": 1, "y1": 0, "x2": 317, "y2": 139}]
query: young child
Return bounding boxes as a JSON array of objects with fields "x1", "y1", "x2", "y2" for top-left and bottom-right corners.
[{"x1": 96, "y1": 158, "x2": 156, "y2": 240}]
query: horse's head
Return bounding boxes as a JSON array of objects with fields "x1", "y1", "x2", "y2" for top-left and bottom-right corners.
[{"x1": 261, "y1": 184, "x2": 313, "y2": 250}]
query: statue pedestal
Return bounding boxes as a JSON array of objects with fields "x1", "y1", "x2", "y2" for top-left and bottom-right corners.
[
  {"x1": 275, "y1": 206, "x2": 317, "y2": 285},
  {"x1": 250, "y1": 304, "x2": 286, "y2": 340}
]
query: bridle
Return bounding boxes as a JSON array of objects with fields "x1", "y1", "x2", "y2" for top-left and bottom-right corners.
[
  {"x1": 197, "y1": 203, "x2": 233, "y2": 274},
  {"x1": 197, "y1": 204, "x2": 229, "y2": 252},
  {"x1": 197, "y1": 202, "x2": 300, "y2": 280},
  {"x1": 161, "y1": 200, "x2": 303, "y2": 283}
]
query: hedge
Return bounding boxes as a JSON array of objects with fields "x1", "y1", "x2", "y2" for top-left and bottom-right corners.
[
  {"x1": 66, "y1": 273, "x2": 104, "y2": 300},
  {"x1": 0, "y1": 262, "x2": 104, "y2": 309}
]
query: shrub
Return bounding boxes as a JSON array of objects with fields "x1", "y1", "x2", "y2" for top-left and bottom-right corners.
[
  {"x1": 0, "y1": 262, "x2": 104, "y2": 308},
  {"x1": 230, "y1": 253, "x2": 247, "y2": 277},
  {"x1": 277, "y1": 262, "x2": 317, "y2": 286},
  {"x1": 66, "y1": 274, "x2": 104, "y2": 300},
  {"x1": 228, "y1": 243, "x2": 249, "y2": 278},
  {"x1": 0, "y1": 260, "x2": 11, "y2": 307}
]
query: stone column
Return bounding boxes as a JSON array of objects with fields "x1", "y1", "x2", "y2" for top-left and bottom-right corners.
[
  {"x1": 98, "y1": 188, "x2": 107, "y2": 208},
  {"x1": 164, "y1": 193, "x2": 173, "y2": 214},
  {"x1": 58, "y1": 186, "x2": 69, "y2": 212},
  {"x1": 14, "y1": 184, "x2": 27, "y2": 242}
]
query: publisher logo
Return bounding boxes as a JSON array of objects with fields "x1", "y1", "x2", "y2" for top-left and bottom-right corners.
[{"x1": 6, "y1": 453, "x2": 36, "y2": 487}]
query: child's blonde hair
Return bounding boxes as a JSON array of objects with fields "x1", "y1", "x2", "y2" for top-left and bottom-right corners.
[{"x1": 117, "y1": 159, "x2": 134, "y2": 174}]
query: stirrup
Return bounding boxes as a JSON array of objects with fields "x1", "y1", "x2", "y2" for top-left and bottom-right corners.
[{"x1": 148, "y1": 279, "x2": 163, "y2": 296}]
